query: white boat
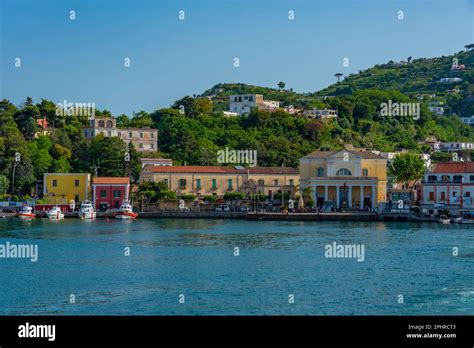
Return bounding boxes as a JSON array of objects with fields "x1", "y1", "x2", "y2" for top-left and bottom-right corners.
[
  {"x1": 78, "y1": 200, "x2": 96, "y2": 220},
  {"x1": 17, "y1": 206, "x2": 35, "y2": 219},
  {"x1": 115, "y1": 201, "x2": 138, "y2": 220},
  {"x1": 460, "y1": 212, "x2": 474, "y2": 224},
  {"x1": 438, "y1": 215, "x2": 451, "y2": 224},
  {"x1": 47, "y1": 206, "x2": 64, "y2": 220}
]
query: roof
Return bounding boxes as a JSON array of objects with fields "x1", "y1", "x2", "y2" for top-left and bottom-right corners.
[
  {"x1": 144, "y1": 166, "x2": 298, "y2": 175},
  {"x1": 92, "y1": 177, "x2": 130, "y2": 184},
  {"x1": 303, "y1": 150, "x2": 385, "y2": 160},
  {"x1": 36, "y1": 118, "x2": 49, "y2": 128},
  {"x1": 432, "y1": 162, "x2": 474, "y2": 174}
]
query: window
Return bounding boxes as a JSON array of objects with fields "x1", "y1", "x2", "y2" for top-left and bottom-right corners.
[
  {"x1": 429, "y1": 192, "x2": 435, "y2": 201},
  {"x1": 227, "y1": 179, "x2": 233, "y2": 189},
  {"x1": 289, "y1": 179, "x2": 294, "y2": 186},
  {"x1": 211, "y1": 179, "x2": 217, "y2": 190},
  {"x1": 249, "y1": 96, "x2": 254, "y2": 101},
  {"x1": 74, "y1": 179, "x2": 80, "y2": 187},
  {"x1": 273, "y1": 179, "x2": 279, "y2": 185},
  {"x1": 244, "y1": 96, "x2": 248, "y2": 100},
  {"x1": 466, "y1": 192, "x2": 471, "y2": 197},
  {"x1": 454, "y1": 175, "x2": 463, "y2": 183},
  {"x1": 336, "y1": 168, "x2": 352, "y2": 176},
  {"x1": 196, "y1": 179, "x2": 201, "y2": 190},
  {"x1": 151, "y1": 133, "x2": 154, "y2": 139},
  {"x1": 101, "y1": 190, "x2": 107, "y2": 198},
  {"x1": 258, "y1": 179, "x2": 264, "y2": 186},
  {"x1": 139, "y1": 143, "x2": 143, "y2": 149},
  {"x1": 362, "y1": 168, "x2": 368, "y2": 177},
  {"x1": 98, "y1": 120, "x2": 105, "y2": 127},
  {"x1": 151, "y1": 144, "x2": 154, "y2": 149},
  {"x1": 74, "y1": 194, "x2": 79, "y2": 202},
  {"x1": 470, "y1": 175, "x2": 474, "y2": 182},
  {"x1": 442, "y1": 175, "x2": 450, "y2": 182},
  {"x1": 106, "y1": 120, "x2": 113, "y2": 128},
  {"x1": 428, "y1": 175, "x2": 437, "y2": 183},
  {"x1": 317, "y1": 168, "x2": 325, "y2": 177},
  {"x1": 118, "y1": 132, "x2": 121, "y2": 137},
  {"x1": 440, "y1": 192, "x2": 446, "y2": 201},
  {"x1": 163, "y1": 179, "x2": 169, "y2": 187},
  {"x1": 129, "y1": 132, "x2": 132, "y2": 138},
  {"x1": 140, "y1": 132, "x2": 144, "y2": 138},
  {"x1": 179, "y1": 179, "x2": 187, "y2": 189},
  {"x1": 84, "y1": 131, "x2": 88, "y2": 137},
  {"x1": 113, "y1": 190, "x2": 121, "y2": 198},
  {"x1": 52, "y1": 179, "x2": 57, "y2": 187}
]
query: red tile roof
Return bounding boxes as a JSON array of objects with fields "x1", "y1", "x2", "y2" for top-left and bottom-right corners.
[
  {"x1": 144, "y1": 166, "x2": 298, "y2": 175},
  {"x1": 247, "y1": 167, "x2": 299, "y2": 175},
  {"x1": 303, "y1": 150, "x2": 385, "y2": 160},
  {"x1": 433, "y1": 162, "x2": 474, "y2": 174},
  {"x1": 36, "y1": 118, "x2": 49, "y2": 128},
  {"x1": 92, "y1": 177, "x2": 130, "y2": 184}
]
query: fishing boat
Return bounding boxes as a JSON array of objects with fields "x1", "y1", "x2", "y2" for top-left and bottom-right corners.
[
  {"x1": 115, "y1": 201, "x2": 138, "y2": 220},
  {"x1": 460, "y1": 212, "x2": 474, "y2": 224},
  {"x1": 438, "y1": 215, "x2": 451, "y2": 224},
  {"x1": 17, "y1": 206, "x2": 35, "y2": 219},
  {"x1": 78, "y1": 200, "x2": 96, "y2": 220},
  {"x1": 46, "y1": 206, "x2": 65, "y2": 220}
]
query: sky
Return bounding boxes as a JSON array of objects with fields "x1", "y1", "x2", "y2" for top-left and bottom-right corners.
[{"x1": 1, "y1": 0, "x2": 473, "y2": 116}]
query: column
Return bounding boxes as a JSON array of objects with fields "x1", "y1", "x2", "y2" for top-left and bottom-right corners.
[
  {"x1": 360, "y1": 186, "x2": 364, "y2": 209},
  {"x1": 372, "y1": 185, "x2": 377, "y2": 209},
  {"x1": 348, "y1": 186, "x2": 352, "y2": 208},
  {"x1": 313, "y1": 185, "x2": 317, "y2": 205},
  {"x1": 336, "y1": 186, "x2": 340, "y2": 209},
  {"x1": 324, "y1": 186, "x2": 328, "y2": 202}
]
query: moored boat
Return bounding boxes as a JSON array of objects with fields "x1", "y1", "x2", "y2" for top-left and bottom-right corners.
[
  {"x1": 47, "y1": 206, "x2": 65, "y2": 220},
  {"x1": 17, "y1": 206, "x2": 35, "y2": 219},
  {"x1": 438, "y1": 215, "x2": 451, "y2": 224},
  {"x1": 115, "y1": 201, "x2": 138, "y2": 220},
  {"x1": 78, "y1": 200, "x2": 96, "y2": 220},
  {"x1": 460, "y1": 212, "x2": 474, "y2": 224}
]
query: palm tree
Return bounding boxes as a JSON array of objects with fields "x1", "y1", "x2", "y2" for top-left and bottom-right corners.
[
  {"x1": 277, "y1": 81, "x2": 285, "y2": 90},
  {"x1": 334, "y1": 73, "x2": 343, "y2": 83}
]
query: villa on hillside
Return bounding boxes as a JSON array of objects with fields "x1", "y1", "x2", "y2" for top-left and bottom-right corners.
[
  {"x1": 299, "y1": 149, "x2": 387, "y2": 210},
  {"x1": 83, "y1": 116, "x2": 158, "y2": 152},
  {"x1": 228, "y1": 94, "x2": 280, "y2": 115}
]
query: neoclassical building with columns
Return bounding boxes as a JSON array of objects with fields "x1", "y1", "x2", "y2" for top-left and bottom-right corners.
[{"x1": 299, "y1": 150, "x2": 387, "y2": 209}]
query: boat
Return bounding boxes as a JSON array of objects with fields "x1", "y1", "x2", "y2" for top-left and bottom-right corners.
[
  {"x1": 46, "y1": 206, "x2": 65, "y2": 220},
  {"x1": 115, "y1": 201, "x2": 138, "y2": 220},
  {"x1": 460, "y1": 212, "x2": 474, "y2": 224},
  {"x1": 438, "y1": 215, "x2": 451, "y2": 224},
  {"x1": 78, "y1": 200, "x2": 96, "y2": 220},
  {"x1": 452, "y1": 217, "x2": 463, "y2": 224},
  {"x1": 17, "y1": 206, "x2": 35, "y2": 219}
]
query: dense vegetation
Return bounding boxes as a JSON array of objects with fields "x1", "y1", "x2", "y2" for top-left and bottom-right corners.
[{"x1": 1, "y1": 47, "x2": 473, "y2": 198}]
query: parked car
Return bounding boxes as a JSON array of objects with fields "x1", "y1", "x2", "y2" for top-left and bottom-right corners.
[{"x1": 215, "y1": 205, "x2": 230, "y2": 212}]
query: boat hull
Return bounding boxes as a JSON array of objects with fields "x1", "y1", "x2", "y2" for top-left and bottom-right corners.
[
  {"x1": 47, "y1": 213, "x2": 65, "y2": 220},
  {"x1": 115, "y1": 212, "x2": 138, "y2": 220},
  {"x1": 17, "y1": 213, "x2": 35, "y2": 219},
  {"x1": 79, "y1": 212, "x2": 96, "y2": 220}
]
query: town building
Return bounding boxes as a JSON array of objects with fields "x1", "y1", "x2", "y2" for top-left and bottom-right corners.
[
  {"x1": 440, "y1": 142, "x2": 474, "y2": 152},
  {"x1": 228, "y1": 94, "x2": 280, "y2": 115},
  {"x1": 439, "y1": 77, "x2": 463, "y2": 83},
  {"x1": 83, "y1": 117, "x2": 158, "y2": 152},
  {"x1": 140, "y1": 158, "x2": 172, "y2": 168},
  {"x1": 420, "y1": 162, "x2": 474, "y2": 216},
  {"x1": 92, "y1": 177, "x2": 130, "y2": 211},
  {"x1": 460, "y1": 116, "x2": 474, "y2": 126},
  {"x1": 303, "y1": 109, "x2": 338, "y2": 120},
  {"x1": 35, "y1": 117, "x2": 51, "y2": 138},
  {"x1": 140, "y1": 165, "x2": 299, "y2": 198},
  {"x1": 428, "y1": 105, "x2": 444, "y2": 115},
  {"x1": 43, "y1": 173, "x2": 91, "y2": 204},
  {"x1": 299, "y1": 150, "x2": 387, "y2": 210}
]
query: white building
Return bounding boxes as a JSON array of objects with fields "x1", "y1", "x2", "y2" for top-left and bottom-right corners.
[
  {"x1": 228, "y1": 94, "x2": 280, "y2": 115},
  {"x1": 140, "y1": 158, "x2": 172, "y2": 168},
  {"x1": 428, "y1": 106, "x2": 444, "y2": 115},
  {"x1": 440, "y1": 142, "x2": 474, "y2": 152},
  {"x1": 460, "y1": 116, "x2": 474, "y2": 126},
  {"x1": 303, "y1": 109, "x2": 338, "y2": 120},
  {"x1": 421, "y1": 162, "x2": 474, "y2": 216},
  {"x1": 439, "y1": 77, "x2": 463, "y2": 83}
]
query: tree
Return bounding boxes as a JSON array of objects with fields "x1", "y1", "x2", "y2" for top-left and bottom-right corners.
[
  {"x1": 90, "y1": 135, "x2": 128, "y2": 177},
  {"x1": 334, "y1": 73, "x2": 343, "y2": 83},
  {"x1": 277, "y1": 81, "x2": 286, "y2": 90},
  {"x1": 0, "y1": 175, "x2": 9, "y2": 195},
  {"x1": 390, "y1": 153, "x2": 425, "y2": 188}
]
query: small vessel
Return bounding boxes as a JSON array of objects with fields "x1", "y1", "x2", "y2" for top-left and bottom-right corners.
[
  {"x1": 438, "y1": 215, "x2": 451, "y2": 224},
  {"x1": 460, "y1": 212, "x2": 474, "y2": 224},
  {"x1": 115, "y1": 201, "x2": 138, "y2": 220},
  {"x1": 452, "y1": 217, "x2": 463, "y2": 224},
  {"x1": 78, "y1": 200, "x2": 96, "y2": 220},
  {"x1": 17, "y1": 206, "x2": 35, "y2": 219},
  {"x1": 47, "y1": 206, "x2": 65, "y2": 220}
]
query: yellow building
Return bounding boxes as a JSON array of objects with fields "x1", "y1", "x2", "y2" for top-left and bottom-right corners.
[
  {"x1": 43, "y1": 173, "x2": 91, "y2": 204},
  {"x1": 299, "y1": 150, "x2": 387, "y2": 209},
  {"x1": 140, "y1": 166, "x2": 299, "y2": 198}
]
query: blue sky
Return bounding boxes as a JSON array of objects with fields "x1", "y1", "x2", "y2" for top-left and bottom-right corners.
[{"x1": 1, "y1": 0, "x2": 473, "y2": 115}]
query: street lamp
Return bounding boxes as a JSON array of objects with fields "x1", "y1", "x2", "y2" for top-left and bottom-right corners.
[{"x1": 11, "y1": 152, "x2": 21, "y2": 196}]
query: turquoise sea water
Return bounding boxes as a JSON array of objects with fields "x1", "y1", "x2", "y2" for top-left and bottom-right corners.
[{"x1": 0, "y1": 218, "x2": 472, "y2": 315}]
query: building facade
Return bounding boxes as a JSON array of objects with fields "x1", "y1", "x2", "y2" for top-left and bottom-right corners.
[
  {"x1": 421, "y1": 162, "x2": 474, "y2": 216},
  {"x1": 140, "y1": 166, "x2": 299, "y2": 198},
  {"x1": 43, "y1": 173, "x2": 91, "y2": 204},
  {"x1": 299, "y1": 150, "x2": 387, "y2": 209},
  {"x1": 92, "y1": 177, "x2": 130, "y2": 211},
  {"x1": 228, "y1": 94, "x2": 280, "y2": 115},
  {"x1": 140, "y1": 158, "x2": 172, "y2": 168},
  {"x1": 83, "y1": 117, "x2": 158, "y2": 152}
]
